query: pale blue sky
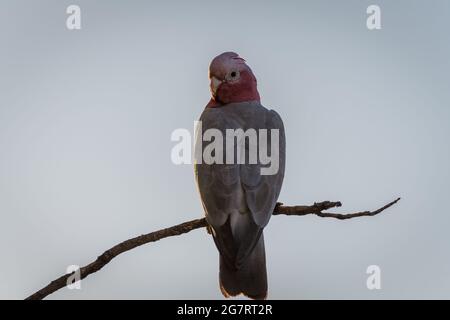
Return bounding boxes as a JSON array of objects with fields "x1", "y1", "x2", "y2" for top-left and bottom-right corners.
[{"x1": 0, "y1": 0, "x2": 449, "y2": 299}]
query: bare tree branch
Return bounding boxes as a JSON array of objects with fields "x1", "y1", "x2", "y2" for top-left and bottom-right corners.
[
  {"x1": 274, "y1": 197, "x2": 401, "y2": 219},
  {"x1": 25, "y1": 197, "x2": 400, "y2": 300}
]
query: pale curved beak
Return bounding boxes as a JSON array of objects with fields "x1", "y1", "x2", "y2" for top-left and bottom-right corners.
[{"x1": 210, "y1": 76, "x2": 223, "y2": 95}]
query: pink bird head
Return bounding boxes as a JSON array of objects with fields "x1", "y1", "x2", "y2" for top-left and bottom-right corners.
[{"x1": 207, "y1": 52, "x2": 261, "y2": 108}]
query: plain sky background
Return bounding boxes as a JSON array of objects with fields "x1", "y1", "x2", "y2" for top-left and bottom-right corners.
[{"x1": 1, "y1": 0, "x2": 449, "y2": 299}]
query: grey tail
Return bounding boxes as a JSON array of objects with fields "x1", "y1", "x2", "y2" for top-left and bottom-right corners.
[{"x1": 219, "y1": 233, "x2": 267, "y2": 300}]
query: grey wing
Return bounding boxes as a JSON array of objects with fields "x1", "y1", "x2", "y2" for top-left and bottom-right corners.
[
  {"x1": 241, "y1": 109, "x2": 286, "y2": 228},
  {"x1": 194, "y1": 109, "x2": 243, "y2": 265},
  {"x1": 195, "y1": 162, "x2": 240, "y2": 227},
  {"x1": 194, "y1": 108, "x2": 242, "y2": 228}
]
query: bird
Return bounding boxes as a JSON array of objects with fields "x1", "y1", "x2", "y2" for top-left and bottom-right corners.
[{"x1": 194, "y1": 52, "x2": 286, "y2": 299}]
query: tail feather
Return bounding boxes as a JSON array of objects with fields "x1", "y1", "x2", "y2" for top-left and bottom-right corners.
[{"x1": 219, "y1": 233, "x2": 267, "y2": 300}]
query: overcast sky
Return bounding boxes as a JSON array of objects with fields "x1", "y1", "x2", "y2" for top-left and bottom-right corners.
[{"x1": 1, "y1": 0, "x2": 449, "y2": 299}]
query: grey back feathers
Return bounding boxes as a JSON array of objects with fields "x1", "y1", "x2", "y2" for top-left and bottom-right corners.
[{"x1": 195, "y1": 101, "x2": 285, "y2": 299}]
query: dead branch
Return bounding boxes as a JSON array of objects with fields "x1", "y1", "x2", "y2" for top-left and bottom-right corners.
[{"x1": 25, "y1": 197, "x2": 400, "y2": 300}]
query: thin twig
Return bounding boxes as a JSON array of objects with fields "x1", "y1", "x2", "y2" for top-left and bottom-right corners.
[
  {"x1": 25, "y1": 198, "x2": 400, "y2": 300},
  {"x1": 274, "y1": 197, "x2": 401, "y2": 220}
]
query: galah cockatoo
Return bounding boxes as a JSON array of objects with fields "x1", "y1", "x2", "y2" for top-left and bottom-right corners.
[{"x1": 195, "y1": 52, "x2": 285, "y2": 299}]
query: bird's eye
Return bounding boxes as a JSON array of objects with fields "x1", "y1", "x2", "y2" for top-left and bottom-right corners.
[{"x1": 226, "y1": 70, "x2": 240, "y2": 81}]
